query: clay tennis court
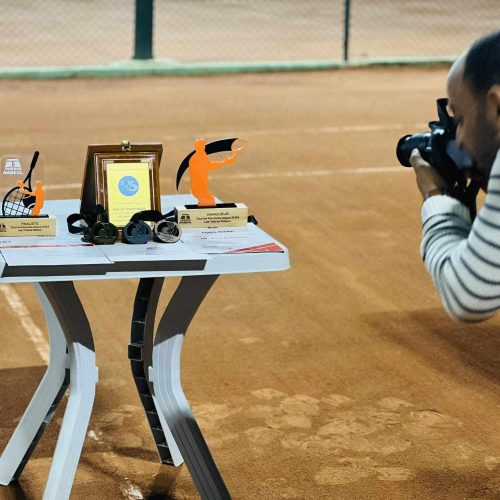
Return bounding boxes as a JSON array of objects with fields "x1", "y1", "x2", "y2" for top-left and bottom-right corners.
[{"x1": 0, "y1": 67, "x2": 499, "y2": 499}]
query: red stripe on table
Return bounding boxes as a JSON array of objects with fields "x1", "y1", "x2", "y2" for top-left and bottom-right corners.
[{"x1": 226, "y1": 243, "x2": 284, "y2": 253}]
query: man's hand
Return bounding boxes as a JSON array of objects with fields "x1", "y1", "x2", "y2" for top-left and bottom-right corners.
[{"x1": 410, "y1": 148, "x2": 448, "y2": 200}]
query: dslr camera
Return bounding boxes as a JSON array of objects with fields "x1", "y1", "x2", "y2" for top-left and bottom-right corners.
[{"x1": 396, "y1": 98, "x2": 480, "y2": 214}]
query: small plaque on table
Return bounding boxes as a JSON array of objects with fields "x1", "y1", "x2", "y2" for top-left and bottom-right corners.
[
  {"x1": 0, "y1": 215, "x2": 56, "y2": 236},
  {"x1": 175, "y1": 203, "x2": 248, "y2": 228}
]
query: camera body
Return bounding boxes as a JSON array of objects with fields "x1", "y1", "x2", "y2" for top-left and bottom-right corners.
[
  {"x1": 396, "y1": 98, "x2": 480, "y2": 215},
  {"x1": 397, "y1": 98, "x2": 474, "y2": 183}
]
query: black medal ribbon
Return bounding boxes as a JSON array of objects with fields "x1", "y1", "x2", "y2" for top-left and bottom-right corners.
[{"x1": 67, "y1": 204, "x2": 118, "y2": 245}]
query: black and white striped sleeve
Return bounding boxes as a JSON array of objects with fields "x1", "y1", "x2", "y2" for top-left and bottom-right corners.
[{"x1": 420, "y1": 157, "x2": 500, "y2": 322}]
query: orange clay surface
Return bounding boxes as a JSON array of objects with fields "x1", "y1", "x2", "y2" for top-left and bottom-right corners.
[{"x1": 0, "y1": 68, "x2": 498, "y2": 499}]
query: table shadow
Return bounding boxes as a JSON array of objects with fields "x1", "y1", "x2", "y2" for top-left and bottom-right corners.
[
  {"x1": 0, "y1": 365, "x2": 58, "y2": 459},
  {"x1": 0, "y1": 481, "x2": 29, "y2": 500},
  {"x1": 144, "y1": 467, "x2": 179, "y2": 500}
]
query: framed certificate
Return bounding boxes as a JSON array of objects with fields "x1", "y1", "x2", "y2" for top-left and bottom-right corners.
[{"x1": 80, "y1": 141, "x2": 162, "y2": 228}]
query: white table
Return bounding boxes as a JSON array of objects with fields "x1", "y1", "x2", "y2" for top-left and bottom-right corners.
[{"x1": 0, "y1": 196, "x2": 289, "y2": 500}]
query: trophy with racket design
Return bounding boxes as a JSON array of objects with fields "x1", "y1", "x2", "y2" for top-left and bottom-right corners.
[
  {"x1": 0, "y1": 151, "x2": 55, "y2": 236},
  {"x1": 175, "y1": 138, "x2": 248, "y2": 228}
]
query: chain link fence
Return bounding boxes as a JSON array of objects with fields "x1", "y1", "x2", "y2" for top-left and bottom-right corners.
[
  {"x1": 0, "y1": 0, "x2": 134, "y2": 67},
  {"x1": 0, "y1": 0, "x2": 498, "y2": 69},
  {"x1": 154, "y1": 0, "x2": 344, "y2": 63},
  {"x1": 348, "y1": 0, "x2": 499, "y2": 61}
]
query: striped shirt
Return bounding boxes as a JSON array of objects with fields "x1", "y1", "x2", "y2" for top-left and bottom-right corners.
[{"x1": 421, "y1": 149, "x2": 500, "y2": 322}]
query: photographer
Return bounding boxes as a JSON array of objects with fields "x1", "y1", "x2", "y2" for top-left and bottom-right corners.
[{"x1": 410, "y1": 30, "x2": 500, "y2": 322}]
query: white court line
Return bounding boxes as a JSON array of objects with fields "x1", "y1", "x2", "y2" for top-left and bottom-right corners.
[
  {"x1": 0, "y1": 284, "x2": 49, "y2": 363},
  {"x1": 44, "y1": 166, "x2": 405, "y2": 191},
  {"x1": 222, "y1": 166, "x2": 404, "y2": 180},
  {"x1": 45, "y1": 183, "x2": 82, "y2": 190}
]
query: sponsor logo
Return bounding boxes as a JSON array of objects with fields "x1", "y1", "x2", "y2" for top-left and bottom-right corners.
[
  {"x1": 2, "y1": 158, "x2": 22, "y2": 176},
  {"x1": 118, "y1": 175, "x2": 139, "y2": 196},
  {"x1": 179, "y1": 213, "x2": 192, "y2": 224}
]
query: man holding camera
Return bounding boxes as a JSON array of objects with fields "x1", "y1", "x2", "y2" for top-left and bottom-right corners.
[{"x1": 410, "y1": 30, "x2": 500, "y2": 322}]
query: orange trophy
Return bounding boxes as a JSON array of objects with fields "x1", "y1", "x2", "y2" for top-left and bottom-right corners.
[
  {"x1": 18, "y1": 180, "x2": 45, "y2": 216},
  {"x1": 175, "y1": 138, "x2": 249, "y2": 228}
]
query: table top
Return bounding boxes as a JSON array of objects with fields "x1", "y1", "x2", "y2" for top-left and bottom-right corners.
[{"x1": 0, "y1": 195, "x2": 289, "y2": 283}]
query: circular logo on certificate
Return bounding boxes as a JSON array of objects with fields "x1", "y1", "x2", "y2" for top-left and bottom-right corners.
[{"x1": 118, "y1": 176, "x2": 139, "y2": 196}]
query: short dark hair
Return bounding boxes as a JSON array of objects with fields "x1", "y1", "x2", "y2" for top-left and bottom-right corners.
[{"x1": 463, "y1": 30, "x2": 500, "y2": 94}]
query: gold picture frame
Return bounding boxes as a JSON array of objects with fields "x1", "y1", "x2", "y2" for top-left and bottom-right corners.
[{"x1": 80, "y1": 141, "x2": 162, "y2": 228}]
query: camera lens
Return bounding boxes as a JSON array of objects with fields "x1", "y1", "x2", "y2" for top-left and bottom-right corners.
[{"x1": 396, "y1": 133, "x2": 431, "y2": 168}]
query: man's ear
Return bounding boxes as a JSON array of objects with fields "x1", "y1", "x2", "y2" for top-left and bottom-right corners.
[{"x1": 486, "y1": 84, "x2": 500, "y2": 126}]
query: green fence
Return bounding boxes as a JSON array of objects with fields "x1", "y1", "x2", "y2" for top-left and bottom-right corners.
[{"x1": 0, "y1": 0, "x2": 498, "y2": 77}]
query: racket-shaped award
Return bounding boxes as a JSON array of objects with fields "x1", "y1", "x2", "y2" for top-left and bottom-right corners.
[
  {"x1": 175, "y1": 137, "x2": 249, "y2": 228},
  {"x1": 0, "y1": 151, "x2": 54, "y2": 236},
  {"x1": 2, "y1": 151, "x2": 41, "y2": 217}
]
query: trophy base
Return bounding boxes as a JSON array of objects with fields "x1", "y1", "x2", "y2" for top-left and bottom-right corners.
[
  {"x1": 0, "y1": 215, "x2": 56, "y2": 237},
  {"x1": 175, "y1": 203, "x2": 248, "y2": 228}
]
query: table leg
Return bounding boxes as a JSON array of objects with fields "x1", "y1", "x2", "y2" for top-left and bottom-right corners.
[
  {"x1": 0, "y1": 284, "x2": 70, "y2": 485},
  {"x1": 148, "y1": 275, "x2": 231, "y2": 500},
  {"x1": 39, "y1": 282, "x2": 98, "y2": 500},
  {"x1": 129, "y1": 277, "x2": 182, "y2": 466}
]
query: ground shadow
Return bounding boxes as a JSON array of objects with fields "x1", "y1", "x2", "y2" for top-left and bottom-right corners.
[
  {"x1": 362, "y1": 308, "x2": 500, "y2": 387},
  {"x1": 113, "y1": 446, "x2": 159, "y2": 462},
  {"x1": 144, "y1": 466, "x2": 180, "y2": 500},
  {"x1": 0, "y1": 481, "x2": 29, "y2": 500},
  {"x1": 410, "y1": 466, "x2": 500, "y2": 499},
  {"x1": 0, "y1": 366, "x2": 53, "y2": 455}
]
